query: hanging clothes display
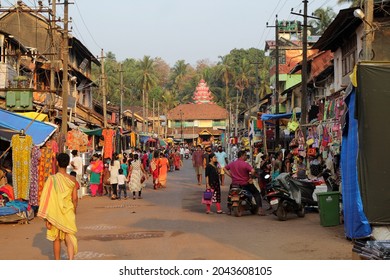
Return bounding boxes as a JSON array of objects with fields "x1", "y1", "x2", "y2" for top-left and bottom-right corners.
[
  {"x1": 37, "y1": 142, "x2": 55, "y2": 204},
  {"x1": 102, "y1": 128, "x2": 115, "y2": 159},
  {"x1": 115, "y1": 129, "x2": 121, "y2": 154},
  {"x1": 130, "y1": 132, "x2": 136, "y2": 147},
  {"x1": 66, "y1": 129, "x2": 89, "y2": 152},
  {"x1": 29, "y1": 146, "x2": 41, "y2": 206},
  {"x1": 11, "y1": 134, "x2": 33, "y2": 200}
]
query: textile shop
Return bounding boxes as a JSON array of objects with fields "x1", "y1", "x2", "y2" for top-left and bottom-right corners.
[{"x1": 0, "y1": 109, "x2": 58, "y2": 223}]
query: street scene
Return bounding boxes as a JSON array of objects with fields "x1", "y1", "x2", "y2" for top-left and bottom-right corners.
[
  {"x1": 0, "y1": 0, "x2": 390, "y2": 265},
  {"x1": 0, "y1": 159, "x2": 352, "y2": 260}
]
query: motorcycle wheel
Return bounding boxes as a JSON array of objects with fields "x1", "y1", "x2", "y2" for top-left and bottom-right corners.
[
  {"x1": 296, "y1": 204, "x2": 305, "y2": 218},
  {"x1": 276, "y1": 205, "x2": 288, "y2": 221},
  {"x1": 232, "y1": 206, "x2": 242, "y2": 217}
]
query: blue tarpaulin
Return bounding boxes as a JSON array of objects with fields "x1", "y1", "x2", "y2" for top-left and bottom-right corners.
[
  {"x1": 341, "y1": 86, "x2": 371, "y2": 239},
  {"x1": 260, "y1": 112, "x2": 301, "y2": 121},
  {"x1": 0, "y1": 109, "x2": 57, "y2": 147}
]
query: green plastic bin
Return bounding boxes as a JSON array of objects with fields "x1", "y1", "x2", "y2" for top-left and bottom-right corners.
[{"x1": 316, "y1": 191, "x2": 340, "y2": 227}]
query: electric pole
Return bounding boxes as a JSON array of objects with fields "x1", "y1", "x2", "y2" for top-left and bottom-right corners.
[
  {"x1": 301, "y1": 0, "x2": 308, "y2": 128},
  {"x1": 101, "y1": 49, "x2": 107, "y2": 128},
  {"x1": 119, "y1": 63, "x2": 124, "y2": 127},
  {"x1": 291, "y1": 1, "x2": 319, "y2": 134},
  {"x1": 61, "y1": 0, "x2": 69, "y2": 137},
  {"x1": 49, "y1": 0, "x2": 57, "y2": 122},
  {"x1": 363, "y1": 0, "x2": 374, "y2": 60},
  {"x1": 267, "y1": 15, "x2": 280, "y2": 146}
]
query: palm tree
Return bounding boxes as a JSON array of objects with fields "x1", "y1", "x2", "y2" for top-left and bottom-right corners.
[
  {"x1": 217, "y1": 55, "x2": 233, "y2": 106},
  {"x1": 310, "y1": 7, "x2": 336, "y2": 35},
  {"x1": 171, "y1": 60, "x2": 189, "y2": 92},
  {"x1": 234, "y1": 58, "x2": 251, "y2": 108},
  {"x1": 337, "y1": 0, "x2": 363, "y2": 7},
  {"x1": 134, "y1": 56, "x2": 158, "y2": 132}
]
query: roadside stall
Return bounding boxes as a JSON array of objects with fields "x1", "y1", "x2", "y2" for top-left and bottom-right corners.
[{"x1": 0, "y1": 109, "x2": 57, "y2": 223}]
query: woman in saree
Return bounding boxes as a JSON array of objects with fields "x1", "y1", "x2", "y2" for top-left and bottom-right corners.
[
  {"x1": 38, "y1": 153, "x2": 78, "y2": 260},
  {"x1": 150, "y1": 150, "x2": 160, "y2": 189},
  {"x1": 158, "y1": 152, "x2": 169, "y2": 188},
  {"x1": 174, "y1": 149, "x2": 181, "y2": 170}
]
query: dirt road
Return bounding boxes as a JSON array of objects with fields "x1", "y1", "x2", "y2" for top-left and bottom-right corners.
[{"x1": 0, "y1": 159, "x2": 353, "y2": 260}]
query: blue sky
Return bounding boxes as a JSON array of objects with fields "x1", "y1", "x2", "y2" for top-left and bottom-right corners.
[{"x1": 66, "y1": 0, "x2": 349, "y2": 66}]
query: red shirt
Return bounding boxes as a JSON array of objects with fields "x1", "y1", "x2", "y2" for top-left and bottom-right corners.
[{"x1": 225, "y1": 159, "x2": 253, "y2": 185}]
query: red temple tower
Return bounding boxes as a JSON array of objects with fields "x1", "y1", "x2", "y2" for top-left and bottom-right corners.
[{"x1": 192, "y1": 79, "x2": 214, "y2": 104}]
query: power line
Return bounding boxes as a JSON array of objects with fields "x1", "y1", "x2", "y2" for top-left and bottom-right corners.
[{"x1": 73, "y1": 0, "x2": 102, "y2": 50}]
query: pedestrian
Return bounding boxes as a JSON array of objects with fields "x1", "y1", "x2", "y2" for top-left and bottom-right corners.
[
  {"x1": 89, "y1": 154, "x2": 103, "y2": 197},
  {"x1": 70, "y1": 150, "x2": 83, "y2": 185},
  {"x1": 282, "y1": 150, "x2": 293, "y2": 173},
  {"x1": 203, "y1": 146, "x2": 212, "y2": 169},
  {"x1": 102, "y1": 160, "x2": 111, "y2": 196},
  {"x1": 215, "y1": 146, "x2": 228, "y2": 186},
  {"x1": 128, "y1": 153, "x2": 147, "y2": 199},
  {"x1": 158, "y1": 152, "x2": 169, "y2": 188},
  {"x1": 272, "y1": 151, "x2": 283, "y2": 179},
  {"x1": 117, "y1": 168, "x2": 128, "y2": 199},
  {"x1": 109, "y1": 153, "x2": 120, "y2": 199},
  {"x1": 296, "y1": 155, "x2": 307, "y2": 179},
  {"x1": 121, "y1": 158, "x2": 128, "y2": 177},
  {"x1": 150, "y1": 150, "x2": 160, "y2": 189},
  {"x1": 37, "y1": 153, "x2": 78, "y2": 260},
  {"x1": 205, "y1": 153, "x2": 223, "y2": 214},
  {"x1": 192, "y1": 145, "x2": 204, "y2": 185},
  {"x1": 173, "y1": 149, "x2": 181, "y2": 170}
]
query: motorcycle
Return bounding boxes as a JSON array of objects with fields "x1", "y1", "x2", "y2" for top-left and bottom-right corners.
[
  {"x1": 184, "y1": 152, "x2": 189, "y2": 160},
  {"x1": 227, "y1": 184, "x2": 259, "y2": 217},
  {"x1": 266, "y1": 173, "x2": 311, "y2": 221}
]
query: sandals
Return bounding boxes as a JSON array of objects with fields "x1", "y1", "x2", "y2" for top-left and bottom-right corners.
[{"x1": 217, "y1": 211, "x2": 225, "y2": 214}]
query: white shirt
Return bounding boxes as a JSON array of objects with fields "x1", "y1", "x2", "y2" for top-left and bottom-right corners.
[
  {"x1": 117, "y1": 174, "x2": 127, "y2": 185},
  {"x1": 72, "y1": 156, "x2": 83, "y2": 175},
  {"x1": 109, "y1": 160, "x2": 121, "y2": 184}
]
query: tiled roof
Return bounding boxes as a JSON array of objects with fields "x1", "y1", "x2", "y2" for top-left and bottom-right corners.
[{"x1": 167, "y1": 103, "x2": 228, "y2": 120}]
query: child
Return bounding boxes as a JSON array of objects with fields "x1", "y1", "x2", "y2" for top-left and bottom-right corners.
[{"x1": 117, "y1": 168, "x2": 128, "y2": 199}]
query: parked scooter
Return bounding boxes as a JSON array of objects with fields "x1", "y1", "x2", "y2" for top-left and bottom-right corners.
[
  {"x1": 266, "y1": 173, "x2": 309, "y2": 221},
  {"x1": 227, "y1": 184, "x2": 259, "y2": 217}
]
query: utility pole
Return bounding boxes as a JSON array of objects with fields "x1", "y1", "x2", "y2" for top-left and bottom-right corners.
[
  {"x1": 235, "y1": 89, "x2": 239, "y2": 138},
  {"x1": 301, "y1": 0, "x2": 308, "y2": 129},
  {"x1": 267, "y1": 15, "x2": 280, "y2": 146},
  {"x1": 157, "y1": 102, "x2": 160, "y2": 137},
  {"x1": 119, "y1": 63, "x2": 124, "y2": 127},
  {"x1": 363, "y1": 0, "x2": 374, "y2": 60},
  {"x1": 49, "y1": 0, "x2": 57, "y2": 122},
  {"x1": 291, "y1": 1, "x2": 320, "y2": 136},
  {"x1": 101, "y1": 49, "x2": 107, "y2": 128},
  {"x1": 61, "y1": 0, "x2": 69, "y2": 137},
  {"x1": 152, "y1": 98, "x2": 155, "y2": 133}
]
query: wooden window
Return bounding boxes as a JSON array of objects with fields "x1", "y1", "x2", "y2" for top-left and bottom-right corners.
[{"x1": 341, "y1": 34, "x2": 357, "y2": 76}]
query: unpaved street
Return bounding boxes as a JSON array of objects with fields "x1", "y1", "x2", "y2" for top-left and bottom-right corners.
[{"x1": 0, "y1": 159, "x2": 353, "y2": 260}]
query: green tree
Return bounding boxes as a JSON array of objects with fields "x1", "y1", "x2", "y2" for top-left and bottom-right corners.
[
  {"x1": 309, "y1": 7, "x2": 336, "y2": 35},
  {"x1": 217, "y1": 55, "x2": 234, "y2": 105},
  {"x1": 337, "y1": 0, "x2": 362, "y2": 7},
  {"x1": 134, "y1": 56, "x2": 158, "y2": 129}
]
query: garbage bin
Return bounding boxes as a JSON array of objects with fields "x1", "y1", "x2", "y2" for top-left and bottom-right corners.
[{"x1": 316, "y1": 191, "x2": 340, "y2": 227}]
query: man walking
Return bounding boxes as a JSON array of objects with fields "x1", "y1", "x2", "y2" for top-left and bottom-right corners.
[{"x1": 38, "y1": 153, "x2": 78, "y2": 260}]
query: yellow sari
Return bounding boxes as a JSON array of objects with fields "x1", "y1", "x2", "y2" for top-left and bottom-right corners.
[{"x1": 38, "y1": 173, "x2": 78, "y2": 254}]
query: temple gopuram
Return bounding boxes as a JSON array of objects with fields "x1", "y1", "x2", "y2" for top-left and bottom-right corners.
[{"x1": 192, "y1": 79, "x2": 214, "y2": 104}]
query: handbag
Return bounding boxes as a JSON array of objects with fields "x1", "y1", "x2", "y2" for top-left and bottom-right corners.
[
  {"x1": 307, "y1": 147, "x2": 316, "y2": 157},
  {"x1": 287, "y1": 110, "x2": 299, "y2": 132},
  {"x1": 203, "y1": 189, "x2": 213, "y2": 200},
  {"x1": 140, "y1": 175, "x2": 146, "y2": 184}
]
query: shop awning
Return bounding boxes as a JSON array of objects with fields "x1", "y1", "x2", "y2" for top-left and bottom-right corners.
[
  {"x1": 261, "y1": 112, "x2": 301, "y2": 121},
  {"x1": 17, "y1": 112, "x2": 49, "y2": 122},
  {"x1": 0, "y1": 109, "x2": 57, "y2": 147},
  {"x1": 79, "y1": 127, "x2": 103, "y2": 136}
]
